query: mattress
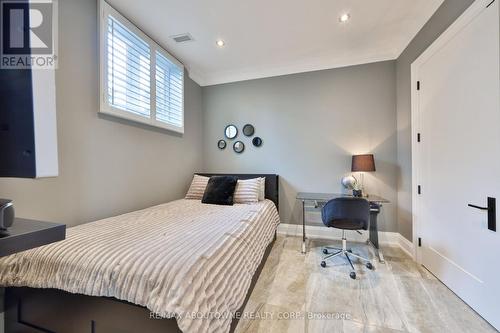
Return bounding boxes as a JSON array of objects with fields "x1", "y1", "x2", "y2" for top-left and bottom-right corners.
[{"x1": 0, "y1": 199, "x2": 280, "y2": 333}]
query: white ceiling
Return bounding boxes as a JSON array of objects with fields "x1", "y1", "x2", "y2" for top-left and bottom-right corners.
[{"x1": 107, "y1": 0, "x2": 444, "y2": 86}]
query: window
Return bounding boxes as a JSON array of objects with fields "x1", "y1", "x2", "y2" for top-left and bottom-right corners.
[{"x1": 99, "y1": 0, "x2": 184, "y2": 133}]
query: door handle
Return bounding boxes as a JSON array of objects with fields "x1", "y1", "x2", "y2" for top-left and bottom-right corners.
[
  {"x1": 468, "y1": 197, "x2": 496, "y2": 232},
  {"x1": 467, "y1": 204, "x2": 488, "y2": 210}
]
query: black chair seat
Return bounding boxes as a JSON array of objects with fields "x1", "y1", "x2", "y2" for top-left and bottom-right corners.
[
  {"x1": 327, "y1": 218, "x2": 367, "y2": 230},
  {"x1": 322, "y1": 197, "x2": 370, "y2": 230}
]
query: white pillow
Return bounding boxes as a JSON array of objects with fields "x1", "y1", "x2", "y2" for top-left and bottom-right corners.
[
  {"x1": 185, "y1": 175, "x2": 209, "y2": 200},
  {"x1": 234, "y1": 178, "x2": 260, "y2": 204},
  {"x1": 259, "y1": 177, "x2": 266, "y2": 201}
]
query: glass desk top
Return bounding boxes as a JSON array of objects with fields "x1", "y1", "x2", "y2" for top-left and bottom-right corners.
[{"x1": 296, "y1": 192, "x2": 389, "y2": 204}]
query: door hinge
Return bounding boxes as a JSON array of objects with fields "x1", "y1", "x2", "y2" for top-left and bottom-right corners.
[
  {"x1": 417, "y1": 81, "x2": 421, "y2": 90},
  {"x1": 418, "y1": 237, "x2": 422, "y2": 247},
  {"x1": 418, "y1": 185, "x2": 422, "y2": 195},
  {"x1": 417, "y1": 133, "x2": 421, "y2": 143}
]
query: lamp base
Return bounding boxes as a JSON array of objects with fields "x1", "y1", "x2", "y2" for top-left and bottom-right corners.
[{"x1": 353, "y1": 189, "x2": 363, "y2": 197}]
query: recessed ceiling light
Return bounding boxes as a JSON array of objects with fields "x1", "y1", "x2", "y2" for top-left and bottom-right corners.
[
  {"x1": 339, "y1": 13, "x2": 351, "y2": 23},
  {"x1": 216, "y1": 39, "x2": 225, "y2": 47}
]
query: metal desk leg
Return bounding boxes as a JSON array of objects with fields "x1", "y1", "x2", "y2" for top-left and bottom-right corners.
[
  {"x1": 302, "y1": 200, "x2": 306, "y2": 254},
  {"x1": 377, "y1": 249, "x2": 385, "y2": 263},
  {"x1": 367, "y1": 239, "x2": 385, "y2": 263},
  {"x1": 369, "y1": 203, "x2": 385, "y2": 263}
]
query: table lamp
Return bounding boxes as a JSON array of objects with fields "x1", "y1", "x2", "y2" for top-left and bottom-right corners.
[{"x1": 351, "y1": 154, "x2": 376, "y2": 197}]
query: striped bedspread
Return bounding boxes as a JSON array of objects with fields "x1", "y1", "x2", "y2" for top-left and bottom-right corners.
[{"x1": 0, "y1": 199, "x2": 280, "y2": 333}]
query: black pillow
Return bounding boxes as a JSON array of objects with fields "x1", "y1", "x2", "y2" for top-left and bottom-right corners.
[{"x1": 202, "y1": 176, "x2": 238, "y2": 205}]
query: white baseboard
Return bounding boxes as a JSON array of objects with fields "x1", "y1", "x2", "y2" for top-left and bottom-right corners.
[
  {"x1": 277, "y1": 223, "x2": 415, "y2": 259},
  {"x1": 396, "y1": 233, "x2": 415, "y2": 259}
]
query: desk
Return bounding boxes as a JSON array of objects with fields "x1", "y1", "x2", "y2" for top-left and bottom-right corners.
[{"x1": 296, "y1": 192, "x2": 389, "y2": 262}]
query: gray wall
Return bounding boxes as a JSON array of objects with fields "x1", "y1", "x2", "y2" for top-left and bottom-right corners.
[
  {"x1": 0, "y1": 0, "x2": 204, "y2": 226},
  {"x1": 396, "y1": 0, "x2": 475, "y2": 240},
  {"x1": 0, "y1": 0, "x2": 477, "y2": 241},
  {"x1": 202, "y1": 61, "x2": 398, "y2": 232}
]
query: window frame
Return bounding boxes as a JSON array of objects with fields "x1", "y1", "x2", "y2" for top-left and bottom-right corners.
[{"x1": 99, "y1": 0, "x2": 184, "y2": 134}]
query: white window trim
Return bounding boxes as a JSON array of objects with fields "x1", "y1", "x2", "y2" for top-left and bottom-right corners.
[{"x1": 99, "y1": 0, "x2": 184, "y2": 134}]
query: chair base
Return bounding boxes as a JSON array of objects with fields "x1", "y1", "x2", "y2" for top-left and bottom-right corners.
[{"x1": 320, "y1": 231, "x2": 374, "y2": 279}]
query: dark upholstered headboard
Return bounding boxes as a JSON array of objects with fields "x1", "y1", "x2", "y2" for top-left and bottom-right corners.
[{"x1": 196, "y1": 173, "x2": 279, "y2": 210}]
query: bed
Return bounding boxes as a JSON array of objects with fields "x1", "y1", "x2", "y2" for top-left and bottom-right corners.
[{"x1": 0, "y1": 174, "x2": 279, "y2": 333}]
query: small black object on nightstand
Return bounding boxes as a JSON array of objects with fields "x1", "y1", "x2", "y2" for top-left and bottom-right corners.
[{"x1": 0, "y1": 199, "x2": 15, "y2": 237}]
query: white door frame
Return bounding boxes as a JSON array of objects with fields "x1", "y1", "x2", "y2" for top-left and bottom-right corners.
[{"x1": 410, "y1": 0, "x2": 495, "y2": 264}]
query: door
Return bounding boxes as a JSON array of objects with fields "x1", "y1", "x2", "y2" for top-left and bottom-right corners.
[{"x1": 413, "y1": 0, "x2": 500, "y2": 329}]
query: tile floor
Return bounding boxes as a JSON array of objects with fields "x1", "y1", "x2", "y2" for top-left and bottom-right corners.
[{"x1": 235, "y1": 236, "x2": 497, "y2": 333}]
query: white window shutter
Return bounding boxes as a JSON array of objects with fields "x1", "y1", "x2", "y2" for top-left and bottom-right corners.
[
  {"x1": 155, "y1": 51, "x2": 184, "y2": 128},
  {"x1": 100, "y1": 1, "x2": 185, "y2": 133}
]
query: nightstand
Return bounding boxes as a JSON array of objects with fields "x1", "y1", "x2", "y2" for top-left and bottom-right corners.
[{"x1": 0, "y1": 218, "x2": 66, "y2": 257}]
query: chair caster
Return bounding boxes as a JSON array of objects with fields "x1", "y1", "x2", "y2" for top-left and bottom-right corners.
[
  {"x1": 347, "y1": 249, "x2": 353, "y2": 253},
  {"x1": 350, "y1": 272, "x2": 356, "y2": 280},
  {"x1": 366, "y1": 262, "x2": 374, "y2": 270},
  {"x1": 323, "y1": 249, "x2": 329, "y2": 254},
  {"x1": 320, "y1": 261, "x2": 326, "y2": 268}
]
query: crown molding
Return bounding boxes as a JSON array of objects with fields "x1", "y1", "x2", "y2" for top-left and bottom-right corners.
[
  {"x1": 186, "y1": 66, "x2": 207, "y2": 86},
  {"x1": 189, "y1": 52, "x2": 399, "y2": 87}
]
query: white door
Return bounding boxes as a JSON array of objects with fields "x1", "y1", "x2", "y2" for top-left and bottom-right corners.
[{"x1": 413, "y1": 0, "x2": 500, "y2": 329}]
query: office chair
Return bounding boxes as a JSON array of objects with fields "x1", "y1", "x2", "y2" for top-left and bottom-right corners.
[{"x1": 320, "y1": 197, "x2": 374, "y2": 279}]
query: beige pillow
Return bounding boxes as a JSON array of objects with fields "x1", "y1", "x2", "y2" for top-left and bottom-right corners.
[
  {"x1": 259, "y1": 177, "x2": 266, "y2": 201},
  {"x1": 185, "y1": 175, "x2": 209, "y2": 200},
  {"x1": 234, "y1": 178, "x2": 260, "y2": 204}
]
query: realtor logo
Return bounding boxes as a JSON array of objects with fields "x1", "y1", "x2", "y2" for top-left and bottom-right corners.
[{"x1": 1, "y1": 0, "x2": 58, "y2": 69}]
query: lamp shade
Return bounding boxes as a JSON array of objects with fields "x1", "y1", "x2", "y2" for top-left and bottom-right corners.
[{"x1": 351, "y1": 154, "x2": 376, "y2": 172}]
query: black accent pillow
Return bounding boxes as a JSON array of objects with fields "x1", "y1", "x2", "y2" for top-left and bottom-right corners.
[{"x1": 202, "y1": 176, "x2": 238, "y2": 205}]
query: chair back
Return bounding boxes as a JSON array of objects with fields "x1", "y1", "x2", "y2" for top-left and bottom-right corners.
[{"x1": 321, "y1": 197, "x2": 370, "y2": 230}]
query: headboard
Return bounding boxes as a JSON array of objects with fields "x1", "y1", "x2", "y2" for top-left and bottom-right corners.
[{"x1": 197, "y1": 173, "x2": 279, "y2": 210}]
